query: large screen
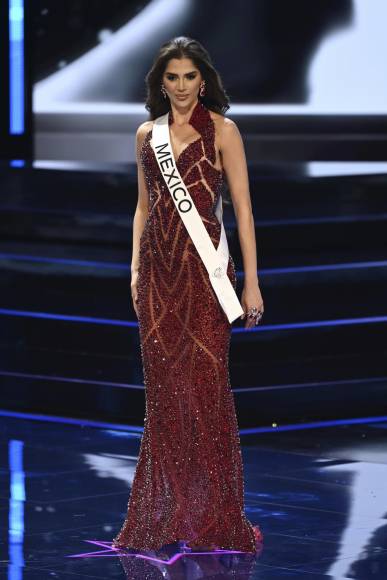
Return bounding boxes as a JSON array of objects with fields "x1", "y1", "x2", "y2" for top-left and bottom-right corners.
[{"x1": 32, "y1": 0, "x2": 387, "y2": 114}]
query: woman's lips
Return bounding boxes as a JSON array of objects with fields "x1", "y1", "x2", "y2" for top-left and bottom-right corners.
[{"x1": 176, "y1": 94, "x2": 188, "y2": 100}]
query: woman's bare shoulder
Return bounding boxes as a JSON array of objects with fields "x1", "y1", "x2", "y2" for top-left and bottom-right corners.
[
  {"x1": 136, "y1": 121, "x2": 154, "y2": 154},
  {"x1": 209, "y1": 110, "x2": 239, "y2": 147},
  {"x1": 136, "y1": 120, "x2": 154, "y2": 139}
]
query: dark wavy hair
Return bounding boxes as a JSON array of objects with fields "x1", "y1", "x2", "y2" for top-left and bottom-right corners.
[{"x1": 144, "y1": 36, "x2": 230, "y2": 120}]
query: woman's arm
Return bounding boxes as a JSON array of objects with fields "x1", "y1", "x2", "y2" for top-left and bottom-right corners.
[
  {"x1": 130, "y1": 122, "x2": 151, "y2": 316},
  {"x1": 131, "y1": 122, "x2": 151, "y2": 275},
  {"x1": 219, "y1": 117, "x2": 264, "y2": 326}
]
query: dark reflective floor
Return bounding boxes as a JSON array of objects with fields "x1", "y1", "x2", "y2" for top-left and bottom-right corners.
[{"x1": 1, "y1": 413, "x2": 386, "y2": 579}]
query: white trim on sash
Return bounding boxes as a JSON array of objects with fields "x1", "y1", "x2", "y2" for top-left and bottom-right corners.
[{"x1": 151, "y1": 110, "x2": 244, "y2": 323}]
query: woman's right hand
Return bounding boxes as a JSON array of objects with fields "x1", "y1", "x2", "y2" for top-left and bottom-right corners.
[{"x1": 131, "y1": 270, "x2": 139, "y2": 318}]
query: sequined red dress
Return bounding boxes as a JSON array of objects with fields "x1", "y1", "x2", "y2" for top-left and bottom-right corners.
[{"x1": 112, "y1": 100, "x2": 263, "y2": 553}]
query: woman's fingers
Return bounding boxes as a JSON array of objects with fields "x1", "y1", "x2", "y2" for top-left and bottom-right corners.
[
  {"x1": 131, "y1": 288, "x2": 139, "y2": 318},
  {"x1": 244, "y1": 306, "x2": 264, "y2": 328}
]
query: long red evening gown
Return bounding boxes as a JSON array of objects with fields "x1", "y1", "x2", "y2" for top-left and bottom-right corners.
[{"x1": 112, "y1": 99, "x2": 263, "y2": 553}]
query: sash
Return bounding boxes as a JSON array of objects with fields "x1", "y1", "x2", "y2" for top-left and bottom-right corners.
[{"x1": 151, "y1": 110, "x2": 244, "y2": 323}]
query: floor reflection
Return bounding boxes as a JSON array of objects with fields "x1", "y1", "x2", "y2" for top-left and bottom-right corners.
[
  {"x1": 2, "y1": 414, "x2": 387, "y2": 578},
  {"x1": 325, "y1": 461, "x2": 387, "y2": 577}
]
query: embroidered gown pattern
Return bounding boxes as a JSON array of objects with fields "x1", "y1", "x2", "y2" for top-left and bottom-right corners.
[{"x1": 112, "y1": 100, "x2": 263, "y2": 552}]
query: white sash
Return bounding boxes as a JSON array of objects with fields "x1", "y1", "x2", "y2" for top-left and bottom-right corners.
[{"x1": 151, "y1": 110, "x2": 244, "y2": 323}]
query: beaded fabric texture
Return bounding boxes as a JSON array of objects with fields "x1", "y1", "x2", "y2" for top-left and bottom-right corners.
[{"x1": 112, "y1": 100, "x2": 263, "y2": 552}]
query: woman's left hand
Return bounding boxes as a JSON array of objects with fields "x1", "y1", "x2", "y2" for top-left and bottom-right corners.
[{"x1": 240, "y1": 283, "x2": 264, "y2": 329}]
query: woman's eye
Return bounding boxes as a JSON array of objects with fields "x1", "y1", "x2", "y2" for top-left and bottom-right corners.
[{"x1": 166, "y1": 75, "x2": 196, "y2": 80}]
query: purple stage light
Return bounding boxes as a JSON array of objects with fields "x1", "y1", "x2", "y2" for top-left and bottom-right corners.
[{"x1": 66, "y1": 539, "x2": 247, "y2": 564}]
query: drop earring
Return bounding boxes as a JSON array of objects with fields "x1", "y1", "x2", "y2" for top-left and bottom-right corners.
[
  {"x1": 199, "y1": 81, "x2": 206, "y2": 97},
  {"x1": 161, "y1": 84, "x2": 167, "y2": 99}
]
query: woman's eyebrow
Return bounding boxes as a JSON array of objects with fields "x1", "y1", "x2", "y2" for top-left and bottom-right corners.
[{"x1": 165, "y1": 71, "x2": 197, "y2": 75}]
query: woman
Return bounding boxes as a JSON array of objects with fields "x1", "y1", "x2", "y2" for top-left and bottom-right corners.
[{"x1": 112, "y1": 36, "x2": 264, "y2": 553}]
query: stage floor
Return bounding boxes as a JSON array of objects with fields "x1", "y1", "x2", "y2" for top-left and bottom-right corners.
[{"x1": 0, "y1": 412, "x2": 386, "y2": 578}]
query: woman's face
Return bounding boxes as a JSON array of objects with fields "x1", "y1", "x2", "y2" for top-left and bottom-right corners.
[{"x1": 162, "y1": 58, "x2": 202, "y2": 107}]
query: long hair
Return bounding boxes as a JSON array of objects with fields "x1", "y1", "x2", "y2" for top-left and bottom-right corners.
[{"x1": 144, "y1": 36, "x2": 230, "y2": 119}]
